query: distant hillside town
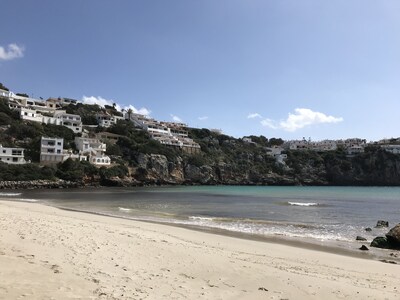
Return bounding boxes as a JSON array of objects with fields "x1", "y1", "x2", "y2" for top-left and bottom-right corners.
[
  {"x1": 1, "y1": 82, "x2": 400, "y2": 187},
  {"x1": 0, "y1": 86, "x2": 200, "y2": 166}
]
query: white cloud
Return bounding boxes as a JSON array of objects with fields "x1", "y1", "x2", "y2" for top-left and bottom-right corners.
[
  {"x1": 82, "y1": 96, "x2": 151, "y2": 116},
  {"x1": 260, "y1": 118, "x2": 278, "y2": 129},
  {"x1": 123, "y1": 104, "x2": 151, "y2": 116},
  {"x1": 247, "y1": 113, "x2": 262, "y2": 119},
  {"x1": 261, "y1": 108, "x2": 343, "y2": 132},
  {"x1": 171, "y1": 114, "x2": 182, "y2": 122},
  {"x1": 198, "y1": 116, "x2": 208, "y2": 121},
  {"x1": 0, "y1": 43, "x2": 25, "y2": 61}
]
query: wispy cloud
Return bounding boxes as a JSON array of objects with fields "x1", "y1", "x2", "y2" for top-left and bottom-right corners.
[
  {"x1": 82, "y1": 96, "x2": 151, "y2": 116},
  {"x1": 261, "y1": 108, "x2": 343, "y2": 132},
  {"x1": 171, "y1": 114, "x2": 182, "y2": 122},
  {"x1": 0, "y1": 43, "x2": 25, "y2": 61},
  {"x1": 247, "y1": 113, "x2": 262, "y2": 119},
  {"x1": 198, "y1": 116, "x2": 208, "y2": 121}
]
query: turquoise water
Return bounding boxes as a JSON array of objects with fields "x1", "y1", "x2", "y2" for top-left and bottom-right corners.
[{"x1": 2, "y1": 186, "x2": 399, "y2": 243}]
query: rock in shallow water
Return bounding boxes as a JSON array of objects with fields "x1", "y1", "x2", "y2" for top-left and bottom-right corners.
[
  {"x1": 356, "y1": 236, "x2": 367, "y2": 241},
  {"x1": 386, "y1": 223, "x2": 400, "y2": 247},
  {"x1": 370, "y1": 236, "x2": 390, "y2": 249},
  {"x1": 375, "y1": 220, "x2": 389, "y2": 228},
  {"x1": 359, "y1": 245, "x2": 369, "y2": 251}
]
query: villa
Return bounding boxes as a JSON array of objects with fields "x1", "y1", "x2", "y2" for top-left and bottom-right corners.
[{"x1": 0, "y1": 144, "x2": 27, "y2": 164}]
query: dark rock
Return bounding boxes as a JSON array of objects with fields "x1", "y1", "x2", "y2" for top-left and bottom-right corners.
[
  {"x1": 370, "y1": 236, "x2": 390, "y2": 249},
  {"x1": 359, "y1": 245, "x2": 369, "y2": 251},
  {"x1": 356, "y1": 236, "x2": 367, "y2": 241},
  {"x1": 365, "y1": 227, "x2": 372, "y2": 232},
  {"x1": 379, "y1": 259, "x2": 397, "y2": 264},
  {"x1": 375, "y1": 220, "x2": 389, "y2": 228},
  {"x1": 386, "y1": 223, "x2": 400, "y2": 247}
]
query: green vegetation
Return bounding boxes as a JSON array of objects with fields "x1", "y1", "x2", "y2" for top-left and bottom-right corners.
[
  {"x1": 0, "y1": 83, "x2": 9, "y2": 91},
  {"x1": 0, "y1": 162, "x2": 56, "y2": 181}
]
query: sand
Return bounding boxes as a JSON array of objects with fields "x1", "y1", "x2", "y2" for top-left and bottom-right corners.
[{"x1": 0, "y1": 200, "x2": 399, "y2": 300}]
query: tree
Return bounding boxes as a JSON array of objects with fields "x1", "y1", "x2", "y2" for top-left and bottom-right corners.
[{"x1": 0, "y1": 83, "x2": 9, "y2": 91}]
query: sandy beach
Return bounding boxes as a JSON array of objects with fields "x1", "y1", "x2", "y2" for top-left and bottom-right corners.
[{"x1": 0, "y1": 200, "x2": 399, "y2": 300}]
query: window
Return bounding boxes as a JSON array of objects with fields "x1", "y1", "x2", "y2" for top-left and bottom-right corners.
[
  {"x1": 57, "y1": 142, "x2": 61, "y2": 146},
  {"x1": 57, "y1": 150, "x2": 61, "y2": 154},
  {"x1": 2, "y1": 150, "x2": 5, "y2": 154},
  {"x1": 12, "y1": 157, "x2": 18, "y2": 162}
]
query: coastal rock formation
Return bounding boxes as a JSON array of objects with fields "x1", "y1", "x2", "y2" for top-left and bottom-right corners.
[
  {"x1": 370, "y1": 224, "x2": 400, "y2": 250},
  {"x1": 386, "y1": 224, "x2": 400, "y2": 247},
  {"x1": 356, "y1": 236, "x2": 367, "y2": 241}
]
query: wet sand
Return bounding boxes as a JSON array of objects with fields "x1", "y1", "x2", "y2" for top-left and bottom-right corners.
[{"x1": 0, "y1": 200, "x2": 399, "y2": 299}]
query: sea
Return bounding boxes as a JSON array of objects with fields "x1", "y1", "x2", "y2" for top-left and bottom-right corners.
[{"x1": 1, "y1": 186, "x2": 400, "y2": 252}]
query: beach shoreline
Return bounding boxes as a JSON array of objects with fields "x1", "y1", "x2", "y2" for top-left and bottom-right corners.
[{"x1": 0, "y1": 199, "x2": 399, "y2": 299}]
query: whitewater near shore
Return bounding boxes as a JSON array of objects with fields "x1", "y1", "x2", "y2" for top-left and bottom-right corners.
[{"x1": 0, "y1": 200, "x2": 399, "y2": 300}]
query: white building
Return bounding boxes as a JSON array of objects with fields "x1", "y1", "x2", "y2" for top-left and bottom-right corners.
[
  {"x1": 310, "y1": 140, "x2": 337, "y2": 152},
  {"x1": 40, "y1": 137, "x2": 65, "y2": 164},
  {"x1": 381, "y1": 145, "x2": 400, "y2": 154},
  {"x1": 0, "y1": 89, "x2": 12, "y2": 98},
  {"x1": 127, "y1": 113, "x2": 200, "y2": 153},
  {"x1": 346, "y1": 145, "x2": 365, "y2": 156},
  {"x1": 96, "y1": 113, "x2": 124, "y2": 128},
  {"x1": 0, "y1": 144, "x2": 27, "y2": 164},
  {"x1": 53, "y1": 111, "x2": 82, "y2": 133},
  {"x1": 265, "y1": 146, "x2": 287, "y2": 164},
  {"x1": 75, "y1": 137, "x2": 110, "y2": 166}
]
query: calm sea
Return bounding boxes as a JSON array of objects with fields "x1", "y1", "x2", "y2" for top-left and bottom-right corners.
[{"x1": 2, "y1": 186, "x2": 400, "y2": 246}]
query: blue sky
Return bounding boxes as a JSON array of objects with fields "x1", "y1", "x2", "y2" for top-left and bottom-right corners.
[{"x1": 1, "y1": 0, "x2": 399, "y2": 141}]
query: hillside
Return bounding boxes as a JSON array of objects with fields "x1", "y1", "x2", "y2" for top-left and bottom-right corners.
[{"x1": 1, "y1": 94, "x2": 400, "y2": 187}]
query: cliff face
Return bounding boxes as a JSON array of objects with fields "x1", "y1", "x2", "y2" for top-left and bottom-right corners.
[{"x1": 119, "y1": 148, "x2": 400, "y2": 187}]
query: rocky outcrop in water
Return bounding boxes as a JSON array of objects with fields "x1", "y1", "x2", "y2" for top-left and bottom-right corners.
[
  {"x1": 370, "y1": 224, "x2": 400, "y2": 250},
  {"x1": 386, "y1": 224, "x2": 400, "y2": 248}
]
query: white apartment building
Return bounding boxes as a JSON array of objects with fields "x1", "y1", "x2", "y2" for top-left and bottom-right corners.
[
  {"x1": 54, "y1": 111, "x2": 82, "y2": 133},
  {"x1": 75, "y1": 137, "x2": 110, "y2": 166},
  {"x1": 19, "y1": 108, "x2": 82, "y2": 133},
  {"x1": 96, "y1": 113, "x2": 124, "y2": 128},
  {"x1": 0, "y1": 144, "x2": 27, "y2": 164},
  {"x1": 40, "y1": 137, "x2": 65, "y2": 164}
]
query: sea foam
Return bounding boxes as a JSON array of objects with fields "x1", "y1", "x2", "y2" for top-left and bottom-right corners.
[{"x1": 288, "y1": 202, "x2": 319, "y2": 207}]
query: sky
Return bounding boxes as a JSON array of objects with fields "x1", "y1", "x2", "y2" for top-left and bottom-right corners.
[{"x1": 1, "y1": 0, "x2": 400, "y2": 141}]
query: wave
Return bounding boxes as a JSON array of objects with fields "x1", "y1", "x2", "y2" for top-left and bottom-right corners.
[
  {"x1": 0, "y1": 192, "x2": 22, "y2": 197},
  {"x1": 288, "y1": 202, "x2": 319, "y2": 207},
  {"x1": 118, "y1": 207, "x2": 132, "y2": 212},
  {"x1": 189, "y1": 216, "x2": 214, "y2": 221},
  {"x1": 10, "y1": 198, "x2": 38, "y2": 202}
]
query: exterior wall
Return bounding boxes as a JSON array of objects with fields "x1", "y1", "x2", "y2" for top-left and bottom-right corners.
[
  {"x1": 0, "y1": 144, "x2": 27, "y2": 164},
  {"x1": 40, "y1": 137, "x2": 64, "y2": 164},
  {"x1": 90, "y1": 155, "x2": 111, "y2": 165},
  {"x1": 55, "y1": 112, "x2": 82, "y2": 133}
]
